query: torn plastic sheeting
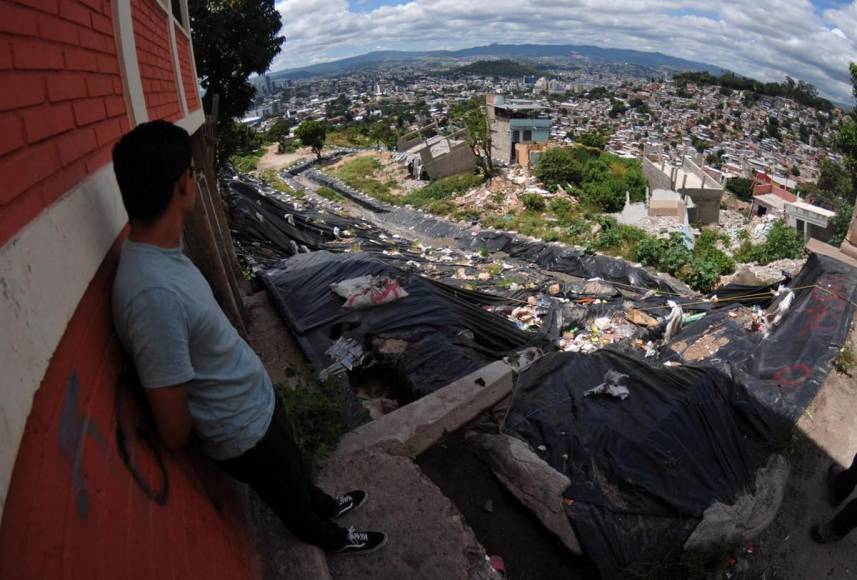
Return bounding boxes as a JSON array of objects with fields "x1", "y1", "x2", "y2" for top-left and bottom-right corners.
[
  {"x1": 504, "y1": 349, "x2": 773, "y2": 578},
  {"x1": 731, "y1": 253, "x2": 857, "y2": 422},
  {"x1": 330, "y1": 275, "x2": 410, "y2": 309},
  {"x1": 260, "y1": 251, "x2": 534, "y2": 403}
]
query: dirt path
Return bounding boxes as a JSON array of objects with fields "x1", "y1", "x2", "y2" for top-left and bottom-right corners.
[{"x1": 256, "y1": 143, "x2": 313, "y2": 172}]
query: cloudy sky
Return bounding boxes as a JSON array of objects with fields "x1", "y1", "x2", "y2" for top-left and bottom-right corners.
[{"x1": 272, "y1": 0, "x2": 857, "y2": 103}]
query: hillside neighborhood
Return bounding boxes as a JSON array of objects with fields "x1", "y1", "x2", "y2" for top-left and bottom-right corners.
[{"x1": 2, "y1": 2, "x2": 857, "y2": 580}]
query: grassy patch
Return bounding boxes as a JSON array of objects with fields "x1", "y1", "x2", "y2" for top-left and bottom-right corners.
[
  {"x1": 401, "y1": 173, "x2": 483, "y2": 209},
  {"x1": 276, "y1": 382, "x2": 346, "y2": 465},
  {"x1": 330, "y1": 156, "x2": 398, "y2": 203},
  {"x1": 835, "y1": 343, "x2": 854, "y2": 376},
  {"x1": 316, "y1": 186, "x2": 344, "y2": 201},
  {"x1": 326, "y1": 129, "x2": 373, "y2": 148},
  {"x1": 230, "y1": 146, "x2": 267, "y2": 173},
  {"x1": 258, "y1": 170, "x2": 303, "y2": 198}
]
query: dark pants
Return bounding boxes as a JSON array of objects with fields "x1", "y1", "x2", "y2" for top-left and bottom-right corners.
[
  {"x1": 215, "y1": 398, "x2": 346, "y2": 550},
  {"x1": 830, "y1": 453, "x2": 857, "y2": 537}
]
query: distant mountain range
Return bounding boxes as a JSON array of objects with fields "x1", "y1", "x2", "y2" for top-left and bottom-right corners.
[{"x1": 268, "y1": 43, "x2": 728, "y2": 81}]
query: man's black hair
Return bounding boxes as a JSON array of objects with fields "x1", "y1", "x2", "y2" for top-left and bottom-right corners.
[{"x1": 112, "y1": 120, "x2": 192, "y2": 223}]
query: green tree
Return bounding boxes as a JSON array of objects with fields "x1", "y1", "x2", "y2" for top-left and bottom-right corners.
[
  {"x1": 577, "y1": 131, "x2": 608, "y2": 149},
  {"x1": 817, "y1": 159, "x2": 854, "y2": 203},
  {"x1": 726, "y1": 177, "x2": 753, "y2": 201},
  {"x1": 190, "y1": 0, "x2": 284, "y2": 165},
  {"x1": 369, "y1": 121, "x2": 396, "y2": 150},
  {"x1": 450, "y1": 98, "x2": 493, "y2": 177},
  {"x1": 296, "y1": 120, "x2": 327, "y2": 159},
  {"x1": 266, "y1": 117, "x2": 294, "y2": 143},
  {"x1": 534, "y1": 147, "x2": 587, "y2": 190}
]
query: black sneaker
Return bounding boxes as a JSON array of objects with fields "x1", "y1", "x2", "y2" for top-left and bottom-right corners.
[
  {"x1": 331, "y1": 490, "x2": 368, "y2": 520},
  {"x1": 333, "y1": 526, "x2": 387, "y2": 555}
]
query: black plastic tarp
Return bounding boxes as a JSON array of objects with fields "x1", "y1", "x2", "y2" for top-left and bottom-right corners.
[
  {"x1": 661, "y1": 253, "x2": 857, "y2": 422},
  {"x1": 504, "y1": 349, "x2": 774, "y2": 578},
  {"x1": 260, "y1": 251, "x2": 533, "y2": 404}
]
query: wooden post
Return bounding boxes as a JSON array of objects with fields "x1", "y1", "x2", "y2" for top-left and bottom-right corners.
[{"x1": 183, "y1": 123, "x2": 248, "y2": 336}]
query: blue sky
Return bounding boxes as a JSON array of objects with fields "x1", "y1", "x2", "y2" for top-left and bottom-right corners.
[{"x1": 275, "y1": 0, "x2": 857, "y2": 102}]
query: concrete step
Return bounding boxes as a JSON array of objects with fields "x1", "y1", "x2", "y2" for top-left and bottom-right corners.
[{"x1": 318, "y1": 447, "x2": 500, "y2": 580}]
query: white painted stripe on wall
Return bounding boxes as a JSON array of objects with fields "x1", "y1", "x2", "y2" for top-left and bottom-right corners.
[
  {"x1": 176, "y1": 107, "x2": 205, "y2": 134},
  {"x1": 0, "y1": 164, "x2": 128, "y2": 517},
  {"x1": 114, "y1": 0, "x2": 148, "y2": 124},
  {"x1": 168, "y1": 18, "x2": 188, "y2": 118}
]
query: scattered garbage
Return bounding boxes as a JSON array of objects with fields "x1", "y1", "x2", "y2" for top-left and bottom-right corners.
[
  {"x1": 583, "y1": 370, "x2": 630, "y2": 400},
  {"x1": 664, "y1": 300, "x2": 684, "y2": 342},
  {"x1": 330, "y1": 274, "x2": 409, "y2": 309}
]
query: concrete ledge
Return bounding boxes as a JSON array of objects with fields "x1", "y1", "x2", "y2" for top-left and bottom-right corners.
[
  {"x1": 807, "y1": 238, "x2": 857, "y2": 269},
  {"x1": 465, "y1": 431, "x2": 583, "y2": 555},
  {"x1": 334, "y1": 361, "x2": 514, "y2": 458}
]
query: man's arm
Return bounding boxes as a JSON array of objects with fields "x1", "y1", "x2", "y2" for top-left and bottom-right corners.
[{"x1": 144, "y1": 383, "x2": 192, "y2": 450}]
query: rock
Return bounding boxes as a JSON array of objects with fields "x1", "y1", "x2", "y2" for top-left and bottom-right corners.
[
  {"x1": 478, "y1": 272, "x2": 491, "y2": 281},
  {"x1": 590, "y1": 223, "x2": 602, "y2": 236},
  {"x1": 548, "y1": 283, "x2": 561, "y2": 296},
  {"x1": 683, "y1": 454, "x2": 790, "y2": 550},
  {"x1": 465, "y1": 432, "x2": 582, "y2": 555}
]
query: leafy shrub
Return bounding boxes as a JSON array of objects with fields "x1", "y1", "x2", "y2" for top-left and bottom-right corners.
[
  {"x1": 521, "y1": 193, "x2": 546, "y2": 211},
  {"x1": 549, "y1": 197, "x2": 575, "y2": 221},
  {"x1": 277, "y1": 384, "x2": 345, "y2": 465},
  {"x1": 533, "y1": 147, "x2": 586, "y2": 190},
  {"x1": 735, "y1": 220, "x2": 804, "y2": 264},
  {"x1": 634, "y1": 236, "x2": 664, "y2": 267},
  {"x1": 687, "y1": 258, "x2": 721, "y2": 293}
]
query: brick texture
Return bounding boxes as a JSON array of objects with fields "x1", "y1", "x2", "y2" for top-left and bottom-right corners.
[
  {"x1": 0, "y1": 0, "x2": 128, "y2": 246},
  {"x1": 0, "y1": 234, "x2": 260, "y2": 580},
  {"x1": 174, "y1": 23, "x2": 199, "y2": 112},
  {"x1": 132, "y1": 0, "x2": 181, "y2": 121}
]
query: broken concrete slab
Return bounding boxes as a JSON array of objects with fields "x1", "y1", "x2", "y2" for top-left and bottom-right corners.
[
  {"x1": 465, "y1": 431, "x2": 582, "y2": 555},
  {"x1": 319, "y1": 448, "x2": 500, "y2": 580},
  {"x1": 684, "y1": 454, "x2": 790, "y2": 550},
  {"x1": 335, "y1": 361, "x2": 513, "y2": 458}
]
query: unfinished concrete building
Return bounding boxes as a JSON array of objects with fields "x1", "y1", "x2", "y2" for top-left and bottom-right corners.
[
  {"x1": 396, "y1": 125, "x2": 476, "y2": 180},
  {"x1": 486, "y1": 95, "x2": 550, "y2": 166},
  {"x1": 642, "y1": 147, "x2": 725, "y2": 225}
]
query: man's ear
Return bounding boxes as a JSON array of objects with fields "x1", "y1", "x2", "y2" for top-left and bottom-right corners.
[{"x1": 175, "y1": 171, "x2": 190, "y2": 197}]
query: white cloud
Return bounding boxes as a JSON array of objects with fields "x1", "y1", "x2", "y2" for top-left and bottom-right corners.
[{"x1": 272, "y1": 0, "x2": 857, "y2": 102}]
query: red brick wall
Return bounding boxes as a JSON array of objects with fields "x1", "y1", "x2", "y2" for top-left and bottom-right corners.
[
  {"x1": 0, "y1": 231, "x2": 261, "y2": 580},
  {"x1": 0, "y1": 0, "x2": 129, "y2": 246},
  {"x1": 131, "y1": 0, "x2": 181, "y2": 121},
  {"x1": 174, "y1": 24, "x2": 199, "y2": 112}
]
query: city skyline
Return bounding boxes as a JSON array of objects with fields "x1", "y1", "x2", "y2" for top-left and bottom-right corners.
[{"x1": 273, "y1": 0, "x2": 857, "y2": 102}]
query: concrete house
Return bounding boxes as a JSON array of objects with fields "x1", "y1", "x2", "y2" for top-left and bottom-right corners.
[{"x1": 486, "y1": 94, "x2": 550, "y2": 166}]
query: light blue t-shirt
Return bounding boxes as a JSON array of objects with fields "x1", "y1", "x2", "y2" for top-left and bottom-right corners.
[{"x1": 112, "y1": 239, "x2": 274, "y2": 460}]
